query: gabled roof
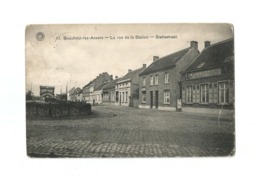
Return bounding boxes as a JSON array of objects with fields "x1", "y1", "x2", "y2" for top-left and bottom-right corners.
[
  {"x1": 94, "y1": 82, "x2": 108, "y2": 91},
  {"x1": 140, "y1": 48, "x2": 190, "y2": 76},
  {"x1": 103, "y1": 78, "x2": 121, "y2": 90},
  {"x1": 74, "y1": 87, "x2": 82, "y2": 94},
  {"x1": 118, "y1": 67, "x2": 145, "y2": 83},
  {"x1": 83, "y1": 81, "x2": 93, "y2": 89},
  {"x1": 184, "y1": 38, "x2": 234, "y2": 73}
]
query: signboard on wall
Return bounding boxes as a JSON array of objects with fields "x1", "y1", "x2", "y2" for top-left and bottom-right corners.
[{"x1": 186, "y1": 68, "x2": 221, "y2": 80}]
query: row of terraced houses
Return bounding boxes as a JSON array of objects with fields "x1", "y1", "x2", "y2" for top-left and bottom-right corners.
[{"x1": 67, "y1": 39, "x2": 234, "y2": 114}]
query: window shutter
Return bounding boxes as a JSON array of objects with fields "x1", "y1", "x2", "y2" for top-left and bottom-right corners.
[
  {"x1": 209, "y1": 83, "x2": 213, "y2": 103},
  {"x1": 213, "y1": 83, "x2": 218, "y2": 103},
  {"x1": 182, "y1": 87, "x2": 186, "y2": 103},
  {"x1": 229, "y1": 81, "x2": 234, "y2": 104},
  {"x1": 192, "y1": 85, "x2": 196, "y2": 103}
]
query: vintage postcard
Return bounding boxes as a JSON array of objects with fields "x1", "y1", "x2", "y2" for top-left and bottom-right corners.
[{"x1": 26, "y1": 24, "x2": 235, "y2": 157}]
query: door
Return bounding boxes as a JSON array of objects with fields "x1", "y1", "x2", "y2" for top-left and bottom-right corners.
[
  {"x1": 150, "y1": 91, "x2": 153, "y2": 108},
  {"x1": 155, "y1": 91, "x2": 159, "y2": 109}
]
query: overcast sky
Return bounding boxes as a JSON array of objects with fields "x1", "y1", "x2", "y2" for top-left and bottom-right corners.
[{"x1": 26, "y1": 24, "x2": 233, "y2": 95}]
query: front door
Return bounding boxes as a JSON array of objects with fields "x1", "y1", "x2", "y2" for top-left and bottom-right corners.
[
  {"x1": 155, "y1": 91, "x2": 159, "y2": 109},
  {"x1": 150, "y1": 91, "x2": 153, "y2": 108}
]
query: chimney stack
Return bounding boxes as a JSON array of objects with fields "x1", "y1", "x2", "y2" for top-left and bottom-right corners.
[
  {"x1": 128, "y1": 69, "x2": 132, "y2": 73},
  {"x1": 204, "y1": 41, "x2": 211, "y2": 48},
  {"x1": 143, "y1": 64, "x2": 146, "y2": 69},
  {"x1": 115, "y1": 76, "x2": 118, "y2": 79},
  {"x1": 153, "y1": 56, "x2": 159, "y2": 62},
  {"x1": 110, "y1": 75, "x2": 113, "y2": 80},
  {"x1": 190, "y1": 41, "x2": 198, "y2": 50}
]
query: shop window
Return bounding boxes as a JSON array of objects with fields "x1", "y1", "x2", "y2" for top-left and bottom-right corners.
[
  {"x1": 186, "y1": 85, "x2": 193, "y2": 103},
  {"x1": 218, "y1": 81, "x2": 229, "y2": 104}
]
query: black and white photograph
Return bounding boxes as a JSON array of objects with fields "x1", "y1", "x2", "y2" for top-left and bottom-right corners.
[{"x1": 25, "y1": 24, "x2": 235, "y2": 157}]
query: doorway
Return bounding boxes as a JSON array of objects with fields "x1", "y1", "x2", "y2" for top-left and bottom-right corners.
[
  {"x1": 155, "y1": 91, "x2": 159, "y2": 109},
  {"x1": 150, "y1": 91, "x2": 153, "y2": 108}
]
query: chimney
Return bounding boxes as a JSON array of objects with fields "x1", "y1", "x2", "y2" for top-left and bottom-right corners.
[
  {"x1": 110, "y1": 75, "x2": 113, "y2": 80},
  {"x1": 153, "y1": 56, "x2": 159, "y2": 62},
  {"x1": 204, "y1": 41, "x2": 211, "y2": 48},
  {"x1": 128, "y1": 69, "x2": 132, "y2": 73},
  {"x1": 115, "y1": 76, "x2": 118, "y2": 79},
  {"x1": 143, "y1": 64, "x2": 146, "y2": 69},
  {"x1": 190, "y1": 41, "x2": 198, "y2": 50}
]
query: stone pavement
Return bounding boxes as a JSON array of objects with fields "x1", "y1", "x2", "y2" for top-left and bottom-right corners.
[{"x1": 27, "y1": 105, "x2": 235, "y2": 157}]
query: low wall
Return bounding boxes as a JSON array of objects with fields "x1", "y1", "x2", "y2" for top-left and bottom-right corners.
[{"x1": 26, "y1": 101, "x2": 91, "y2": 119}]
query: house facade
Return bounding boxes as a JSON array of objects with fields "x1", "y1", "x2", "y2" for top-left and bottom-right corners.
[
  {"x1": 138, "y1": 41, "x2": 200, "y2": 111},
  {"x1": 82, "y1": 72, "x2": 112, "y2": 104},
  {"x1": 115, "y1": 65, "x2": 146, "y2": 107},
  {"x1": 92, "y1": 82, "x2": 108, "y2": 105},
  {"x1": 180, "y1": 39, "x2": 234, "y2": 114},
  {"x1": 102, "y1": 77, "x2": 120, "y2": 105}
]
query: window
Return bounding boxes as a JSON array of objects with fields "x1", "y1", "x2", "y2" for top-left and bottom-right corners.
[
  {"x1": 218, "y1": 81, "x2": 229, "y2": 104},
  {"x1": 150, "y1": 75, "x2": 154, "y2": 85},
  {"x1": 142, "y1": 91, "x2": 146, "y2": 103},
  {"x1": 200, "y1": 84, "x2": 209, "y2": 104},
  {"x1": 126, "y1": 91, "x2": 128, "y2": 103},
  {"x1": 164, "y1": 91, "x2": 170, "y2": 104},
  {"x1": 143, "y1": 77, "x2": 146, "y2": 86},
  {"x1": 186, "y1": 85, "x2": 193, "y2": 103},
  {"x1": 154, "y1": 74, "x2": 159, "y2": 85},
  {"x1": 164, "y1": 72, "x2": 169, "y2": 83}
]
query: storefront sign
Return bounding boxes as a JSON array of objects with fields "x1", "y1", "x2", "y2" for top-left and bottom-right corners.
[{"x1": 186, "y1": 68, "x2": 221, "y2": 79}]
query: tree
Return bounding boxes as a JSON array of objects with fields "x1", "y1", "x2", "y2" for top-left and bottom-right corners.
[{"x1": 26, "y1": 90, "x2": 33, "y2": 100}]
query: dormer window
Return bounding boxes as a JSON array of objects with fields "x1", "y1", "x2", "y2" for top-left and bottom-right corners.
[{"x1": 197, "y1": 62, "x2": 205, "y2": 69}]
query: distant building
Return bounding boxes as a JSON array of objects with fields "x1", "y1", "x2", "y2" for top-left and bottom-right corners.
[
  {"x1": 102, "y1": 76, "x2": 120, "y2": 105},
  {"x1": 69, "y1": 87, "x2": 83, "y2": 102},
  {"x1": 55, "y1": 93, "x2": 67, "y2": 101},
  {"x1": 40, "y1": 86, "x2": 55, "y2": 100},
  {"x1": 92, "y1": 82, "x2": 108, "y2": 104},
  {"x1": 67, "y1": 87, "x2": 75, "y2": 101},
  {"x1": 82, "y1": 72, "x2": 112, "y2": 104},
  {"x1": 180, "y1": 38, "x2": 234, "y2": 114},
  {"x1": 115, "y1": 65, "x2": 146, "y2": 107},
  {"x1": 138, "y1": 41, "x2": 200, "y2": 111}
]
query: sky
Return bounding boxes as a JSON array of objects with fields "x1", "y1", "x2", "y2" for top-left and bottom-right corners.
[{"x1": 25, "y1": 24, "x2": 233, "y2": 96}]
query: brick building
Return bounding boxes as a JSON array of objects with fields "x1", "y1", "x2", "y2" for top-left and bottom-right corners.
[
  {"x1": 115, "y1": 65, "x2": 146, "y2": 107},
  {"x1": 180, "y1": 38, "x2": 234, "y2": 114},
  {"x1": 138, "y1": 41, "x2": 200, "y2": 111}
]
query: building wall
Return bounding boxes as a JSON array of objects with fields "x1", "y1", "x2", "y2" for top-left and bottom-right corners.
[
  {"x1": 181, "y1": 71, "x2": 234, "y2": 110},
  {"x1": 139, "y1": 68, "x2": 176, "y2": 110},
  {"x1": 115, "y1": 81, "x2": 131, "y2": 106},
  {"x1": 102, "y1": 89, "x2": 116, "y2": 105},
  {"x1": 138, "y1": 47, "x2": 199, "y2": 111},
  {"x1": 92, "y1": 90, "x2": 103, "y2": 104}
]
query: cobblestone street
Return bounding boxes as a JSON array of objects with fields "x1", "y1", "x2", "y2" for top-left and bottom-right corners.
[{"x1": 27, "y1": 106, "x2": 235, "y2": 157}]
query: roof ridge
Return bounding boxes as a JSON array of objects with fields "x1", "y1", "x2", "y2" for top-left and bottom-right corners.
[
  {"x1": 153, "y1": 47, "x2": 190, "y2": 64},
  {"x1": 183, "y1": 38, "x2": 233, "y2": 73}
]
